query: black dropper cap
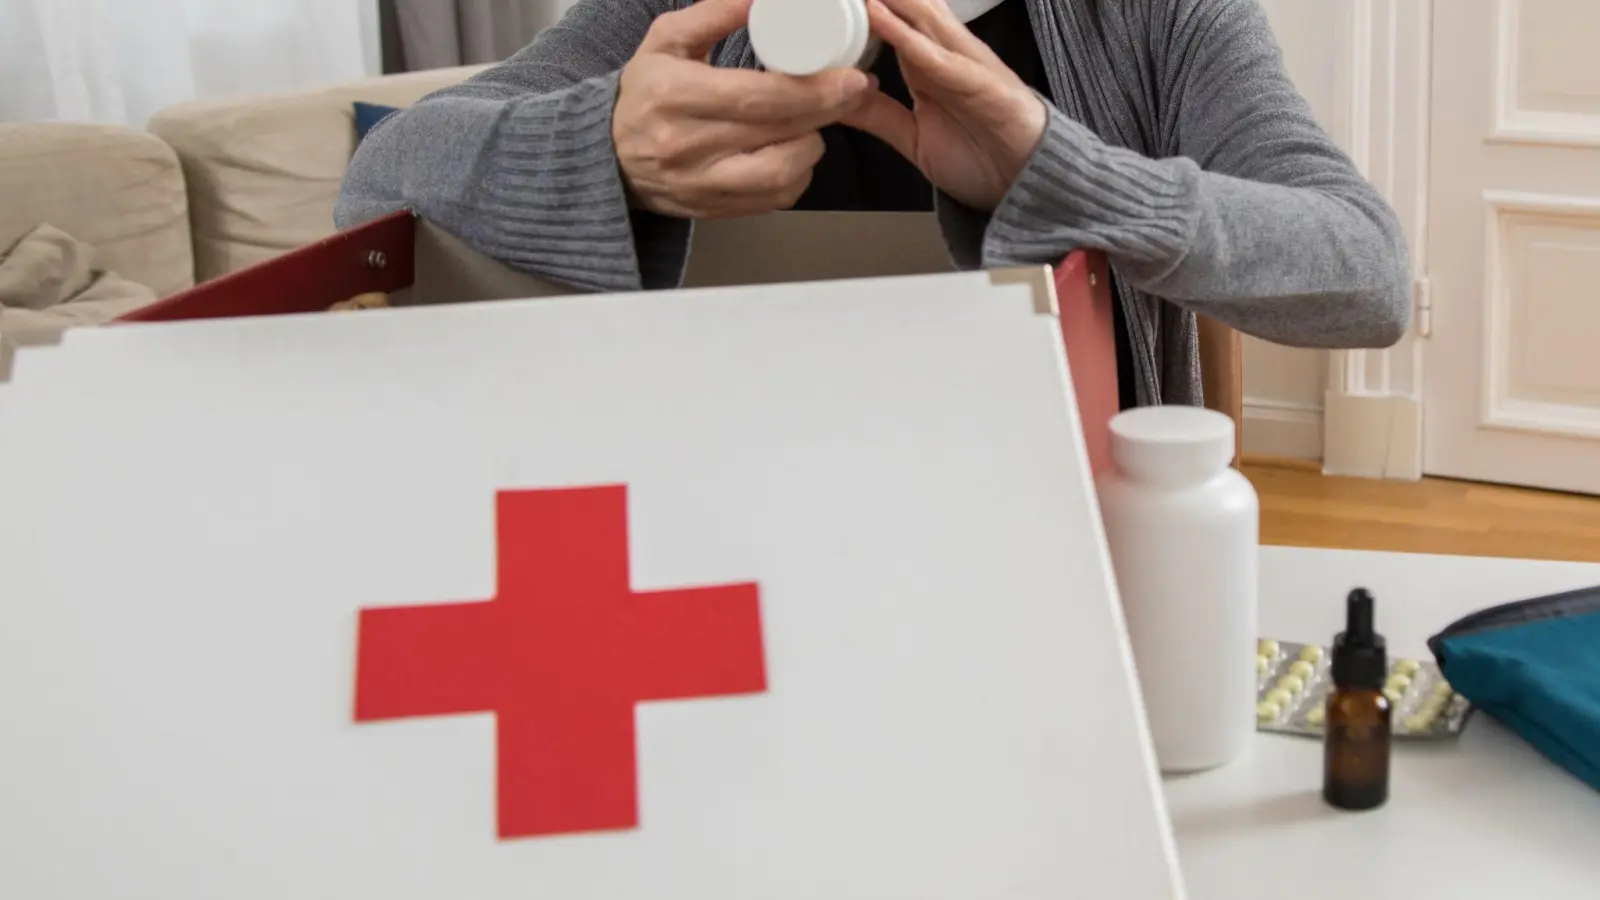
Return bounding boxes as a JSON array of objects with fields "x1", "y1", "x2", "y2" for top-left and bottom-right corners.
[{"x1": 1331, "y1": 588, "x2": 1387, "y2": 690}]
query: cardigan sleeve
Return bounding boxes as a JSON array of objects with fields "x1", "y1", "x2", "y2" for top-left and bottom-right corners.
[
  {"x1": 334, "y1": 0, "x2": 692, "y2": 292},
  {"x1": 951, "y1": 0, "x2": 1411, "y2": 350}
]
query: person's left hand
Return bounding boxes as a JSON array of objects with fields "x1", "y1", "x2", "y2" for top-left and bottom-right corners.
[{"x1": 842, "y1": 0, "x2": 1048, "y2": 212}]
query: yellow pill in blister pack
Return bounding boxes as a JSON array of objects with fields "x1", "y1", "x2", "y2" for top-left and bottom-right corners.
[
  {"x1": 1265, "y1": 687, "x2": 1294, "y2": 708},
  {"x1": 1385, "y1": 673, "x2": 1411, "y2": 692},
  {"x1": 1289, "y1": 660, "x2": 1316, "y2": 680},
  {"x1": 1396, "y1": 659, "x2": 1422, "y2": 677},
  {"x1": 1299, "y1": 644, "x2": 1325, "y2": 663},
  {"x1": 1432, "y1": 680, "x2": 1454, "y2": 698},
  {"x1": 1305, "y1": 704, "x2": 1326, "y2": 727},
  {"x1": 1383, "y1": 687, "x2": 1404, "y2": 704},
  {"x1": 1277, "y1": 674, "x2": 1305, "y2": 694},
  {"x1": 1257, "y1": 654, "x2": 1270, "y2": 674},
  {"x1": 1258, "y1": 639, "x2": 1279, "y2": 657},
  {"x1": 1257, "y1": 700, "x2": 1282, "y2": 722}
]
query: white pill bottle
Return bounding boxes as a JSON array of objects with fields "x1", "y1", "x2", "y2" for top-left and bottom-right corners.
[
  {"x1": 1096, "y1": 407, "x2": 1259, "y2": 773},
  {"x1": 748, "y1": 0, "x2": 883, "y2": 75}
]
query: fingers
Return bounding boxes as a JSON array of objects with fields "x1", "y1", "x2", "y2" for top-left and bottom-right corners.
[
  {"x1": 695, "y1": 132, "x2": 827, "y2": 215},
  {"x1": 707, "y1": 132, "x2": 826, "y2": 196},
  {"x1": 866, "y1": 0, "x2": 990, "y2": 94},
  {"x1": 871, "y1": 0, "x2": 999, "y2": 65},
  {"x1": 689, "y1": 116, "x2": 829, "y2": 159},
  {"x1": 624, "y1": 58, "x2": 869, "y2": 161},
  {"x1": 642, "y1": 0, "x2": 756, "y2": 58},
  {"x1": 624, "y1": 0, "x2": 885, "y2": 219},
  {"x1": 674, "y1": 65, "x2": 871, "y2": 125},
  {"x1": 840, "y1": 89, "x2": 918, "y2": 163}
]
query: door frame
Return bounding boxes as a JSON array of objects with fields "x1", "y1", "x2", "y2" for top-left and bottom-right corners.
[{"x1": 1320, "y1": 0, "x2": 1435, "y2": 480}]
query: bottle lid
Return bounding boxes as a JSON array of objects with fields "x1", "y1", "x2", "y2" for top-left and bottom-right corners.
[
  {"x1": 1331, "y1": 588, "x2": 1388, "y2": 690},
  {"x1": 946, "y1": 0, "x2": 1009, "y2": 23},
  {"x1": 1108, "y1": 406, "x2": 1235, "y2": 484},
  {"x1": 748, "y1": 0, "x2": 870, "y2": 76}
]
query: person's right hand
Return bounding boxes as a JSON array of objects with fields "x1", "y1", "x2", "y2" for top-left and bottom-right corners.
[{"x1": 614, "y1": 0, "x2": 873, "y2": 219}]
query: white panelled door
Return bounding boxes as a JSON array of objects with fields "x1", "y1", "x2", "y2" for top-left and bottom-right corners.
[{"x1": 1426, "y1": 0, "x2": 1600, "y2": 494}]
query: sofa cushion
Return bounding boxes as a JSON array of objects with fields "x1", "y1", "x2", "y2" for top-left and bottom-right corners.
[
  {"x1": 148, "y1": 66, "x2": 490, "y2": 283},
  {"x1": 0, "y1": 123, "x2": 193, "y2": 298}
]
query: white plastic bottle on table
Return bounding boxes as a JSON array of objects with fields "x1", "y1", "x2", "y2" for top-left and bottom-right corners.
[
  {"x1": 1097, "y1": 406, "x2": 1259, "y2": 773},
  {"x1": 748, "y1": 0, "x2": 881, "y2": 76}
]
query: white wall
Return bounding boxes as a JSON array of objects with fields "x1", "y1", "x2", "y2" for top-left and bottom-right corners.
[
  {"x1": 0, "y1": 0, "x2": 376, "y2": 126},
  {"x1": 1241, "y1": 0, "x2": 1350, "y2": 459}
]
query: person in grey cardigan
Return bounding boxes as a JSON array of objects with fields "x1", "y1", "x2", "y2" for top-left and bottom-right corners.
[{"x1": 337, "y1": 0, "x2": 1410, "y2": 409}]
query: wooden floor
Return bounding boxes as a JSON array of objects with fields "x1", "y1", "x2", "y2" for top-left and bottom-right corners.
[{"x1": 1242, "y1": 456, "x2": 1600, "y2": 564}]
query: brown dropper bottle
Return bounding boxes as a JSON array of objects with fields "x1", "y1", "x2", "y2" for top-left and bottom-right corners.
[{"x1": 1323, "y1": 588, "x2": 1391, "y2": 811}]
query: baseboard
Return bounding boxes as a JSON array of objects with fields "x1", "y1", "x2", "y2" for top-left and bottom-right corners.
[
  {"x1": 1243, "y1": 399, "x2": 1324, "y2": 461},
  {"x1": 1322, "y1": 392, "x2": 1423, "y2": 480}
]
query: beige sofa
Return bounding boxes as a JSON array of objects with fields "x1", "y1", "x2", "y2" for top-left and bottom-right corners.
[{"x1": 0, "y1": 65, "x2": 489, "y2": 312}]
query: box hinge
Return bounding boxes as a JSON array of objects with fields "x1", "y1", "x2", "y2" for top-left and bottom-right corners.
[{"x1": 1414, "y1": 276, "x2": 1432, "y2": 339}]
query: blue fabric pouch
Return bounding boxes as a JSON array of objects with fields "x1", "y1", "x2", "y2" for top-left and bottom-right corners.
[{"x1": 1429, "y1": 585, "x2": 1600, "y2": 792}]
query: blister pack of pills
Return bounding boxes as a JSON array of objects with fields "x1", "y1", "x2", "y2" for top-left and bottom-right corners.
[{"x1": 1255, "y1": 639, "x2": 1474, "y2": 739}]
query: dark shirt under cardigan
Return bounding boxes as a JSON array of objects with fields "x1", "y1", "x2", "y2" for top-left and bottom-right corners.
[{"x1": 793, "y1": 0, "x2": 1137, "y2": 411}]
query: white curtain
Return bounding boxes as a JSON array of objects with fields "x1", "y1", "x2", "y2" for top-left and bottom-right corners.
[
  {"x1": 0, "y1": 0, "x2": 381, "y2": 126},
  {"x1": 385, "y1": 0, "x2": 580, "y2": 71}
]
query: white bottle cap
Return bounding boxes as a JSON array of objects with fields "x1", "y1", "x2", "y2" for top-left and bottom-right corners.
[
  {"x1": 748, "y1": 0, "x2": 870, "y2": 76},
  {"x1": 1109, "y1": 407, "x2": 1236, "y2": 485}
]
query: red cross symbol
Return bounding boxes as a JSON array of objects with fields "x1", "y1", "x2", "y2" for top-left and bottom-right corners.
[{"x1": 353, "y1": 486, "x2": 767, "y2": 839}]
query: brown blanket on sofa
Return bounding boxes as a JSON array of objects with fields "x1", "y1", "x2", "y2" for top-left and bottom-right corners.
[{"x1": 0, "y1": 224, "x2": 156, "y2": 337}]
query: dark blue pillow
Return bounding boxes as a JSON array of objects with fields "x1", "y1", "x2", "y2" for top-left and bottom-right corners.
[{"x1": 353, "y1": 102, "x2": 401, "y2": 142}]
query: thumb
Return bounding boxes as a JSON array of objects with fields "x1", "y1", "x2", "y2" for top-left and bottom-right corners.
[
  {"x1": 841, "y1": 88, "x2": 918, "y2": 164},
  {"x1": 642, "y1": 0, "x2": 756, "y2": 59}
]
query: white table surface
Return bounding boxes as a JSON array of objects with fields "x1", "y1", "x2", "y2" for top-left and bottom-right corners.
[{"x1": 1164, "y1": 546, "x2": 1600, "y2": 899}]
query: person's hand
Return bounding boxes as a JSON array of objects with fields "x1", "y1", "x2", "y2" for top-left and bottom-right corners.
[
  {"x1": 614, "y1": 0, "x2": 874, "y2": 219},
  {"x1": 842, "y1": 0, "x2": 1048, "y2": 211}
]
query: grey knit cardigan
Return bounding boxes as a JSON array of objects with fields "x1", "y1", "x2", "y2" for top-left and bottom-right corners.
[{"x1": 337, "y1": 0, "x2": 1411, "y2": 407}]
